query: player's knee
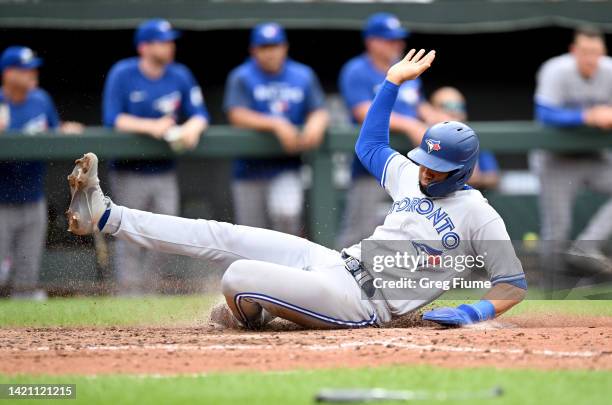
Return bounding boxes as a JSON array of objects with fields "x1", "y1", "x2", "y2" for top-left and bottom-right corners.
[{"x1": 221, "y1": 260, "x2": 255, "y2": 297}]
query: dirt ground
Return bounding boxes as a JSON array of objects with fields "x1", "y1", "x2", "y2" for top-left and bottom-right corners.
[{"x1": 1, "y1": 314, "x2": 611, "y2": 376}]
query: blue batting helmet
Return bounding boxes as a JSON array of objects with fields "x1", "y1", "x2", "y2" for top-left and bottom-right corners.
[{"x1": 407, "y1": 121, "x2": 479, "y2": 197}]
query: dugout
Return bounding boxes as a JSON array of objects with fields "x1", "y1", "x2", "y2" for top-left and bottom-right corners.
[{"x1": 1, "y1": 0, "x2": 612, "y2": 292}]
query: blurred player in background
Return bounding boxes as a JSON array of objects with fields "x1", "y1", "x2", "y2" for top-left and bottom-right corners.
[
  {"x1": 533, "y1": 26, "x2": 612, "y2": 274},
  {"x1": 102, "y1": 19, "x2": 209, "y2": 294},
  {"x1": 224, "y1": 22, "x2": 329, "y2": 235},
  {"x1": 0, "y1": 46, "x2": 83, "y2": 300},
  {"x1": 336, "y1": 12, "x2": 450, "y2": 248},
  {"x1": 430, "y1": 87, "x2": 499, "y2": 190}
]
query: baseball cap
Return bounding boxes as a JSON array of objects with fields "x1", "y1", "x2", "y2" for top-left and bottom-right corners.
[
  {"x1": 134, "y1": 18, "x2": 180, "y2": 46},
  {"x1": 0, "y1": 46, "x2": 43, "y2": 72},
  {"x1": 250, "y1": 23, "x2": 287, "y2": 47},
  {"x1": 363, "y1": 13, "x2": 409, "y2": 40}
]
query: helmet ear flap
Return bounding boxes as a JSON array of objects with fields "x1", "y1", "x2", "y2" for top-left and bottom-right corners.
[
  {"x1": 457, "y1": 167, "x2": 472, "y2": 185},
  {"x1": 446, "y1": 169, "x2": 459, "y2": 179},
  {"x1": 424, "y1": 169, "x2": 458, "y2": 198}
]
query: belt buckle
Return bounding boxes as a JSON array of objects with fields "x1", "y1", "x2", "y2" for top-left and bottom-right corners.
[
  {"x1": 344, "y1": 256, "x2": 362, "y2": 274},
  {"x1": 343, "y1": 254, "x2": 376, "y2": 299}
]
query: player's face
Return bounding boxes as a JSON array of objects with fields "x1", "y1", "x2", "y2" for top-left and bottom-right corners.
[
  {"x1": 366, "y1": 38, "x2": 406, "y2": 65},
  {"x1": 571, "y1": 35, "x2": 606, "y2": 78},
  {"x1": 251, "y1": 44, "x2": 288, "y2": 73},
  {"x1": 143, "y1": 41, "x2": 176, "y2": 65},
  {"x1": 419, "y1": 166, "x2": 449, "y2": 188},
  {"x1": 3, "y1": 68, "x2": 38, "y2": 91},
  {"x1": 432, "y1": 94, "x2": 467, "y2": 121}
]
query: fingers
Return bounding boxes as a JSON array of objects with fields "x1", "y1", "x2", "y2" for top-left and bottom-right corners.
[
  {"x1": 417, "y1": 51, "x2": 436, "y2": 72},
  {"x1": 422, "y1": 50, "x2": 436, "y2": 66},
  {"x1": 412, "y1": 49, "x2": 426, "y2": 63},
  {"x1": 403, "y1": 49, "x2": 416, "y2": 62},
  {"x1": 415, "y1": 51, "x2": 436, "y2": 75},
  {"x1": 403, "y1": 49, "x2": 435, "y2": 66}
]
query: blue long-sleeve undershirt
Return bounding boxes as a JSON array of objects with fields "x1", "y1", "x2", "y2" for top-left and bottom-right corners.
[
  {"x1": 355, "y1": 80, "x2": 400, "y2": 185},
  {"x1": 535, "y1": 102, "x2": 585, "y2": 127}
]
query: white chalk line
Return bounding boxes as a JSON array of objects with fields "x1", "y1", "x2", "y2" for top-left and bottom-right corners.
[
  {"x1": 83, "y1": 370, "x2": 302, "y2": 380},
  {"x1": 3, "y1": 337, "x2": 608, "y2": 359}
]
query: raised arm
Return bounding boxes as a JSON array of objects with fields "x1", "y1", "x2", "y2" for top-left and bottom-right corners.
[{"x1": 355, "y1": 49, "x2": 436, "y2": 183}]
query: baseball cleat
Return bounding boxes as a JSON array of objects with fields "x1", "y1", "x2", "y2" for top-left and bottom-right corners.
[{"x1": 66, "y1": 153, "x2": 110, "y2": 235}]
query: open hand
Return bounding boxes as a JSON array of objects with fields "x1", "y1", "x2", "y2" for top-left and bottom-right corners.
[
  {"x1": 386, "y1": 49, "x2": 436, "y2": 86},
  {"x1": 423, "y1": 302, "x2": 494, "y2": 327},
  {"x1": 423, "y1": 306, "x2": 473, "y2": 326}
]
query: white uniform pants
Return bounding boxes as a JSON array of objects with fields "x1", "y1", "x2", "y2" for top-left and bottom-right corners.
[{"x1": 103, "y1": 204, "x2": 382, "y2": 329}]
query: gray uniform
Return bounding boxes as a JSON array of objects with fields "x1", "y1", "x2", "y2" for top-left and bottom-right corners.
[
  {"x1": 223, "y1": 58, "x2": 326, "y2": 237},
  {"x1": 110, "y1": 171, "x2": 179, "y2": 294},
  {"x1": 533, "y1": 54, "x2": 612, "y2": 245},
  {"x1": 345, "y1": 156, "x2": 525, "y2": 317},
  {"x1": 0, "y1": 85, "x2": 60, "y2": 297},
  {"x1": 336, "y1": 176, "x2": 390, "y2": 249},
  {"x1": 102, "y1": 57, "x2": 208, "y2": 295},
  {"x1": 0, "y1": 200, "x2": 47, "y2": 292},
  {"x1": 100, "y1": 156, "x2": 524, "y2": 328}
]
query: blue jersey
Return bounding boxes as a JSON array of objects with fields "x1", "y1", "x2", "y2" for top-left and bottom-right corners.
[
  {"x1": 477, "y1": 151, "x2": 499, "y2": 174},
  {"x1": 0, "y1": 88, "x2": 59, "y2": 203},
  {"x1": 102, "y1": 57, "x2": 208, "y2": 173},
  {"x1": 339, "y1": 54, "x2": 423, "y2": 179},
  {"x1": 224, "y1": 58, "x2": 325, "y2": 179}
]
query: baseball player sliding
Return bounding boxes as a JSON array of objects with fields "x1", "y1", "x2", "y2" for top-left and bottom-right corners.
[{"x1": 66, "y1": 49, "x2": 526, "y2": 329}]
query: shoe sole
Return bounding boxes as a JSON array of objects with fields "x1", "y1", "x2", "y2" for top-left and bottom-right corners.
[{"x1": 66, "y1": 153, "x2": 98, "y2": 235}]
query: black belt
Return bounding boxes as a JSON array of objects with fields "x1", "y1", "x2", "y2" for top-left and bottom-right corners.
[{"x1": 342, "y1": 251, "x2": 376, "y2": 299}]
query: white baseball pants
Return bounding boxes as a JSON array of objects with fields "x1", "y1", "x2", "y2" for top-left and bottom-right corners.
[{"x1": 102, "y1": 204, "x2": 382, "y2": 329}]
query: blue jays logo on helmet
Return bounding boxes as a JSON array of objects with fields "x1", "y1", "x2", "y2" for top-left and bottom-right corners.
[
  {"x1": 407, "y1": 121, "x2": 479, "y2": 198},
  {"x1": 426, "y1": 139, "x2": 441, "y2": 153}
]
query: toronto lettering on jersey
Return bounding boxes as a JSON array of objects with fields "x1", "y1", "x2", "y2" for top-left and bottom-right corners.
[
  {"x1": 389, "y1": 197, "x2": 460, "y2": 249},
  {"x1": 253, "y1": 83, "x2": 304, "y2": 103}
]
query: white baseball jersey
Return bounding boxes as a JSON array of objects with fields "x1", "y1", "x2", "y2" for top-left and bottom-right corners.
[{"x1": 344, "y1": 153, "x2": 525, "y2": 317}]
